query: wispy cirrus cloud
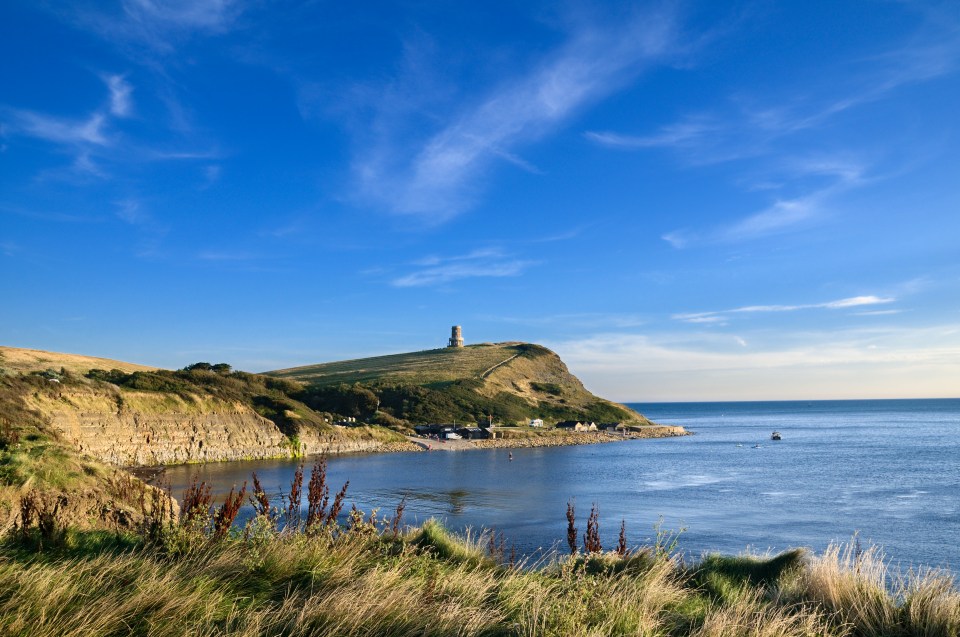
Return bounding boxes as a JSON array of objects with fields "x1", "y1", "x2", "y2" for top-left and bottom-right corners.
[
  {"x1": 1, "y1": 74, "x2": 134, "y2": 176},
  {"x1": 352, "y1": 8, "x2": 684, "y2": 222},
  {"x1": 584, "y1": 117, "x2": 719, "y2": 151},
  {"x1": 121, "y1": 0, "x2": 242, "y2": 32},
  {"x1": 4, "y1": 109, "x2": 109, "y2": 147},
  {"x1": 587, "y1": 20, "x2": 960, "y2": 160},
  {"x1": 392, "y1": 248, "x2": 535, "y2": 287},
  {"x1": 662, "y1": 155, "x2": 866, "y2": 247},
  {"x1": 105, "y1": 74, "x2": 134, "y2": 117},
  {"x1": 62, "y1": 0, "x2": 246, "y2": 53},
  {"x1": 5, "y1": 73, "x2": 132, "y2": 148},
  {"x1": 113, "y1": 198, "x2": 170, "y2": 258},
  {"x1": 674, "y1": 295, "x2": 895, "y2": 324},
  {"x1": 483, "y1": 312, "x2": 647, "y2": 330},
  {"x1": 587, "y1": 14, "x2": 959, "y2": 249},
  {"x1": 2, "y1": 71, "x2": 221, "y2": 178}
]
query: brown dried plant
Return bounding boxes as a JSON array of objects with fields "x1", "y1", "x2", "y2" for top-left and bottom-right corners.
[
  {"x1": 566, "y1": 500, "x2": 577, "y2": 555},
  {"x1": 583, "y1": 503, "x2": 601, "y2": 553},
  {"x1": 212, "y1": 481, "x2": 247, "y2": 541}
]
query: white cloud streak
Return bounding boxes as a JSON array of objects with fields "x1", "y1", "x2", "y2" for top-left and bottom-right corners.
[
  {"x1": 64, "y1": 0, "x2": 245, "y2": 53},
  {"x1": 664, "y1": 156, "x2": 867, "y2": 247},
  {"x1": 585, "y1": 16, "x2": 959, "y2": 248},
  {"x1": 121, "y1": 0, "x2": 241, "y2": 32},
  {"x1": 354, "y1": 9, "x2": 682, "y2": 221},
  {"x1": 105, "y1": 74, "x2": 134, "y2": 117},
  {"x1": 584, "y1": 118, "x2": 718, "y2": 150},
  {"x1": 392, "y1": 249, "x2": 535, "y2": 287},
  {"x1": 0, "y1": 73, "x2": 138, "y2": 168},
  {"x1": 5, "y1": 110, "x2": 108, "y2": 146},
  {"x1": 674, "y1": 295, "x2": 895, "y2": 324},
  {"x1": 587, "y1": 25, "x2": 960, "y2": 158}
]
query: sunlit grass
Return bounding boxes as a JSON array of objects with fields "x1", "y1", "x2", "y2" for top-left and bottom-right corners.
[{"x1": 2, "y1": 509, "x2": 956, "y2": 637}]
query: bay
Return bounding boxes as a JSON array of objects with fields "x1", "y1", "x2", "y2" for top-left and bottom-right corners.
[{"x1": 163, "y1": 398, "x2": 960, "y2": 572}]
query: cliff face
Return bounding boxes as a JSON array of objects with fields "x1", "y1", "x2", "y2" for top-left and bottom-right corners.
[
  {"x1": 27, "y1": 388, "x2": 290, "y2": 465},
  {"x1": 25, "y1": 386, "x2": 406, "y2": 466}
]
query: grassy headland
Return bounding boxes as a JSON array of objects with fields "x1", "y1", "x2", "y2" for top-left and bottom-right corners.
[{"x1": 268, "y1": 342, "x2": 655, "y2": 427}]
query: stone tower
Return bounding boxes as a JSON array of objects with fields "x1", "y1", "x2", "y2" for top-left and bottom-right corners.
[{"x1": 448, "y1": 325, "x2": 464, "y2": 348}]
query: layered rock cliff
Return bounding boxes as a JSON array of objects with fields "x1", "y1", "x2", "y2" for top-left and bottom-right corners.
[{"x1": 18, "y1": 375, "x2": 411, "y2": 467}]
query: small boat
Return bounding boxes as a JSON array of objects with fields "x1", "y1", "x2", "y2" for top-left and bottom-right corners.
[
  {"x1": 753, "y1": 444, "x2": 762, "y2": 449},
  {"x1": 771, "y1": 431, "x2": 782, "y2": 441},
  {"x1": 736, "y1": 443, "x2": 743, "y2": 448}
]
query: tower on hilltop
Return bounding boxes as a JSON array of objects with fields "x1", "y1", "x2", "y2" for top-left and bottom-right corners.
[{"x1": 447, "y1": 325, "x2": 464, "y2": 348}]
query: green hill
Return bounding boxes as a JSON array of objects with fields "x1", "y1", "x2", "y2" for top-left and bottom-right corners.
[
  {"x1": 268, "y1": 342, "x2": 653, "y2": 426},
  {"x1": 269, "y1": 342, "x2": 526, "y2": 386}
]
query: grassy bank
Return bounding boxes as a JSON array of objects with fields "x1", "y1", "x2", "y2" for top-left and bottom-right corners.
[{"x1": 1, "y1": 464, "x2": 957, "y2": 636}]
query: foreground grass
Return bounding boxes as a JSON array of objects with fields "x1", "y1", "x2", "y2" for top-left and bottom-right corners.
[{"x1": 0, "y1": 517, "x2": 957, "y2": 637}]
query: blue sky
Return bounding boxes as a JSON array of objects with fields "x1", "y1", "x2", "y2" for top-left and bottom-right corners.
[{"x1": 2, "y1": 1, "x2": 959, "y2": 401}]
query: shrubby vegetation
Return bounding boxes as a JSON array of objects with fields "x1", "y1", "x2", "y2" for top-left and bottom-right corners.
[{"x1": 82, "y1": 362, "x2": 639, "y2": 429}]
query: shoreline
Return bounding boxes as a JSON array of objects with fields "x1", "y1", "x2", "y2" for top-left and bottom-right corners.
[
  {"x1": 130, "y1": 425, "x2": 689, "y2": 475},
  {"x1": 405, "y1": 425, "x2": 689, "y2": 452}
]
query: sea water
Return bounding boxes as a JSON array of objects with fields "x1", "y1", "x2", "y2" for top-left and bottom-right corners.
[{"x1": 163, "y1": 398, "x2": 960, "y2": 572}]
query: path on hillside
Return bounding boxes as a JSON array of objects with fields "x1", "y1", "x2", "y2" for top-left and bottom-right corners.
[{"x1": 478, "y1": 353, "x2": 521, "y2": 379}]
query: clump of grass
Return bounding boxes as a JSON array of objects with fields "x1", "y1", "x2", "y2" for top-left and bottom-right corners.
[
  {"x1": 691, "y1": 587, "x2": 832, "y2": 637},
  {"x1": 791, "y1": 541, "x2": 960, "y2": 637},
  {"x1": 795, "y1": 542, "x2": 899, "y2": 635},
  {"x1": 901, "y1": 568, "x2": 960, "y2": 635},
  {"x1": 694, "y1": 549, "x2": 808, "y2": 605},
  {"x1": 411, "y1": 519, "x2": 495, "y2": 568}
]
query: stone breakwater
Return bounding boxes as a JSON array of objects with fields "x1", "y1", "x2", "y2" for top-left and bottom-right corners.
[{"x1": 364, "y1": 440, "x2": 423, "y2": 454}]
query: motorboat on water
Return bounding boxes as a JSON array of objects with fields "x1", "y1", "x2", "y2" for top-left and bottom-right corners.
[{"x1": 771, "y1": 431, "x2": 782, "y2": 440}]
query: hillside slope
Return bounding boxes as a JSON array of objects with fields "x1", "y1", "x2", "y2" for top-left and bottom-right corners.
[
  {"x1": 269, "y1": 342, "x2": 654, "y2": 425},
  {"x1": 269, "y1": 342, "x2": 530, "y2": 385},
  {"x1": 0, "y1": 346, "x2": 414, "y2": 469},
  {"x1": 0, "y1": 345, "x2": 156, "y2": 376}
]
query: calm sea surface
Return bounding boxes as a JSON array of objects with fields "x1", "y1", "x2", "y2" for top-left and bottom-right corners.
[{"x1": 164, "y1": 398, "x2": 960, "y2": 572}]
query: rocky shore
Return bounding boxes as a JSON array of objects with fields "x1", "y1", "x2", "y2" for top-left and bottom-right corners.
[
  {"x1": 374, "y1": 440, "x2": 424, "y2": 453},
  {"x1": 473, "y1": 426, "x2": 688, "y2": 450},
  {"x1": 403, "y1": 425, "x2": 689, "y2": 452}
]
